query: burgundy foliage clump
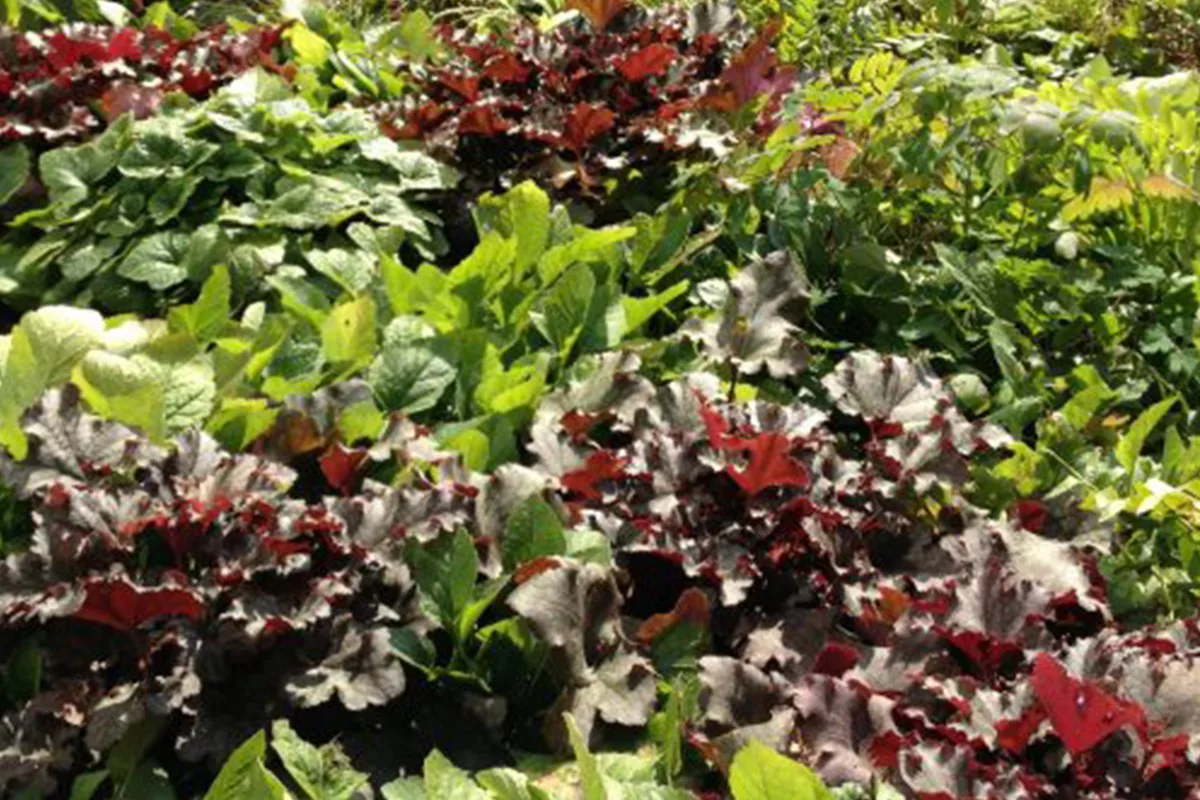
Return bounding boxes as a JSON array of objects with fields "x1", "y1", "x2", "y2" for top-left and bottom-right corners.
[
  {"x1": 378, "y1": 2, "x2": 798, "y2": 209},
  {"x1": 0, "y1": 22, "x2": 288, "y2": 145}
]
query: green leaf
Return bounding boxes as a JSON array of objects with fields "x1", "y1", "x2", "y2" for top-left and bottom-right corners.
[
  {"x1": 203, "y1": 731, "x2": 288, "y2": 800},
  {"x1": 4, "y1": 636, "x2": 41, "y2": 706},
  {"x1": 443, "y1": 428, "x2": 490, "y2": 471},
  {"x1": 502, "y1": 496, "x2": 567, "y2": 571},
  {"x1": 306, "y1": 248, "x2": 377, "y2": 295},
  {"x1": 406, "y1": 529, "x2": 478, "y2": 633},
  {"x1": 0, "y1": 144, "x2": 31, "y2": 206},
  {"x1": 728, "y1": 740, "x2": 831, "y2": 800},
  {"x1": 370, "y1": 343, "x2": 456, "y2": 414},
  {"x1": 69, "y1": 771, "x2": 109, "y2": 800},
  {"x1": 119, "y1": 762, "x2": 176, "y2": 800},
  {"x1": 622, "y1": 280, "x2": 688, "y2": 335},
  {"x1": 322, "y1": 296, "x2": 377, "y2": 367},
  {"x1": 424, "y1": 749, "x2": 489, "y2": 800},
  {"x1": 564, "y1": 713, "x2": 606, "y2": 800},
  {"x1": 170, "y1": 265, "x2": 232, "y2": 344},
  {"x1": 473, "y1": 182, "x2": 551, "y2": 275},
  {"x1": 39, "y1": 138, "x2": 120, "y2": 208},
  {"x1": 532, "y1": 263, "x2": 595, "y2": 364},
  {"x1": 381, "y1": 778, "x2": 427, "y2": 800},
  {"x1": 0, "y1": 306, "x2": 106, "y2": 457},
  {"x1": 107, "y1": 715, "x2": 167, "y2": 781},
  {"x1": 271, "y1": 719, "x2": 369, "y2": 800},
  {"x1": 1116, "y1": 398, "x2": 1177, "y2": 473},
  {"x1": 286, "y1": 24, "x2": 332, "y2": 66},
  {"x1": 118, "y1": 233, "x2": 193, "y2": 291}
]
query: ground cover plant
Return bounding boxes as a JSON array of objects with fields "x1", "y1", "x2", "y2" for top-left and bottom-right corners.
[{"x1": 3, "y1": 0, "x2": 1200, "y2": 798}]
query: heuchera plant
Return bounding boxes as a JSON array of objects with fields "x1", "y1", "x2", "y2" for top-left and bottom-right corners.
[
  {"x1": 378, "y1": 0, "x2": 798, "y2": 216},
  {"x1": 0, "y1": 23, "x2": 289, "y2": 145},
  {"x1": 524, "y1": 347, "x2": 1200, "y2": 797}
]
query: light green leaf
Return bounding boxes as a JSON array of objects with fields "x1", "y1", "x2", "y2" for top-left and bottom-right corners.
[
  {"x1": 286, "y1": 24, "x2": 332, "y2": 66},
  {"x1": 1116, "y1": 397, "x2": 1176, "y2": 473},
  {"x1": 728, "y1": 740, "x2": 831, "y2": 800},
  {"x1": 424, "y1": 750, "x2": 488, "y2": 800},
  {"x1": 381, "y1": 777, "x2": 427, "y2": 800},
  {"x1": 321, "y1": 296, "x2": 377, "y2": 366},
  {"x1": 203, "y1": 731, "x2": 288, "y2": 800},
  {"x1": 443, "y1": 428, "x2": 489, "y2": 471},
  {"x1": 564, "y1": 714, "x2": 605, "y2": 800},
  {"x1": 170, "y1": 265, "x2": 231, "y2": 344},
  {"x1": 270, "y1": 719, "x2": 369, "y2": 800}
]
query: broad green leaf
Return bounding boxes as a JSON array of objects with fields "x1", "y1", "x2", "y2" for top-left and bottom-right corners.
[
  {"x1": 286, "y1": 24, "x2": 332, "y2": 66},
  {"x1": 536, "y1": 227, "x2": 636, "y2": 286},
  {"x1": 381, "y1": 777, "x2": 427, "y2": 800},
  {"x1": 0, "y1": 144, "x2": 31, "y2": 206},
  {"x1": 322, "y1": 296, "x2": 377, "y2": 366},
  {"x1": 69, "y1": 771, "x2": 108, "y2": 800},
  {"x1": 203, "y1": 731, "x2": 288, "y2": 800},
  {"x1": 476, "y1": 768, "x2": 551, "y2": 800},
  {"x1": 118, "y1": 233, "x2": 193, "y2": 291},
  {"x1": 0, "y1": 307, "x2": 106, "y2": 456},
  {"x1": 39, "y1": 139, "x2": 118, "y2": 208},
  {"x1": 502, "y1": 496, "x2": 567, "y2": 571},
  {"x1": 532, "y1": 263, "x2": 595, "y2": 363},
  {"x1": 424, "y1": 749, "x2": 488, "y2": 800},
  {"x1": 406, "y1": 529, "x2": 478, "y2": 632},
  {"x1": 443, "y1": 428, "x2": 489, "y2": 471},
  {"x1": 728, "y1": 740, "x2": 831, "y2": 800},
  {"x1": 1116, "y1": 398, "x2": 1176, "y2": 473},
  {"x1": 370, "y1": 343, "x2": 456, "y2": 414},
  {"x1": 170, "y1": 265, "x2": 232, "y2": 344},
  {"x1": 270, "y1": 719, "x2": 369, "y2": 800},
  {"x1": 306, "y1": 248, "x2": 377, "y2": 295},
  {"x1": 473, "y1": 182, "x2": 551, "y2": 275}
]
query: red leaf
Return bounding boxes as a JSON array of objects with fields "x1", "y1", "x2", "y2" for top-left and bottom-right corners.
[
  {"x1": 559, "y1": 103, "x2": 615, "y2": 155},
  {"x1": 566, "y1": 0, "x2": 627, "y2": 30},
  {"x1": 106, "y1": 28, "x2": 143, "y2": 61},
  {"x1": 561, "y1": 451, "x2": 627, "y2": 499},
  {"x1": 615, "y1": 44, "x2": 677, "y2": 82},
  {"x1": 724, "y1": 431, "x2": 809, "y2": 496},
  {"x1": 1030, "y1": 653, "x2": 1147, "y2": 755},
  {"x1": 1013, "y1": 500, "x2": 1047, "y2": 533},
  {"x1": 636, "y1": 587, "x2": 710, "y2": 644},
  {"x1": 703, "y1": 25, "x2": 793, "y2": 111},
  {"x1": 439, "y1": 72, "x2": 481, "y2": 102},
  {"x1": 483, "y1": 53, "x2": 532, "y2": 84},
  {"x1": 812, "y1": 641, "x2": 860, "y2": 677},
  {"x1": 458, "y1": 104, "x2": 511, "y2": 137},
  {"x1": 319, "y1": 444, "x2": 369, "y2": 496},
  {"x1": 699, "y1": 400, "x2": 808, "y2": 495},
  {"x1": 73, "y1": 578, "x2": 204, "y2": 632},
  {"x1": 995, "y1": 706, "x2": 1047, "y2": 754},
  {"x1": 99, "y1": 81, "x2": 163, "y2": 123}
]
